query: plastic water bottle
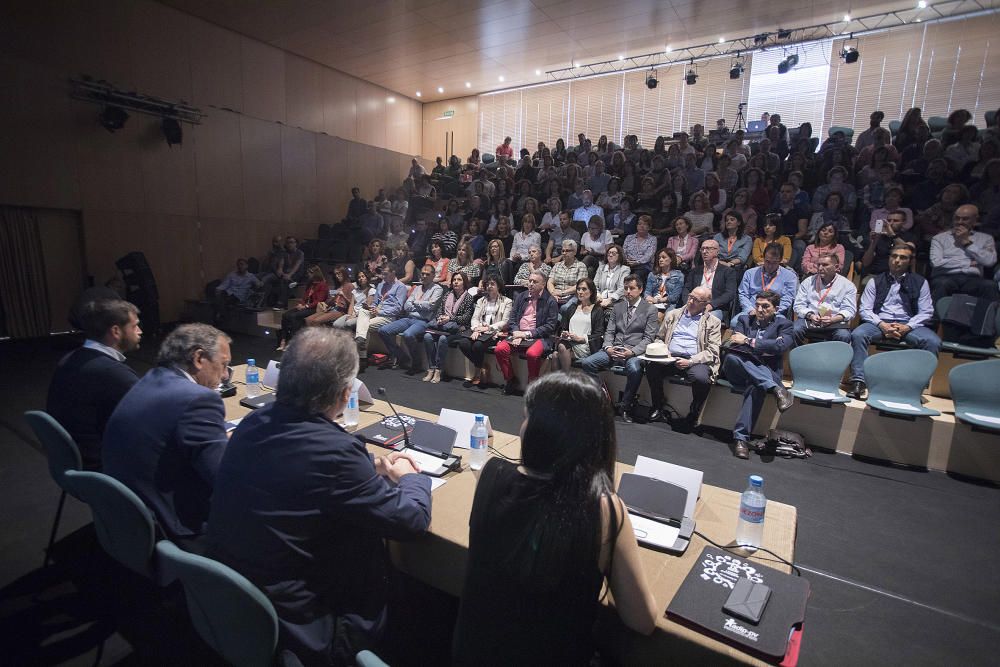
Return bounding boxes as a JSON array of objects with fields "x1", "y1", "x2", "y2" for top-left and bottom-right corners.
[
  {"x1": 469, "y1": 414, "x2": 489, "y2": 470},
  {"x1": 343, "y1": 388, "x2": 360, "y2": 427},
  {"x1": 245, "y1": 359, "x2": 260, "y2": 398},
  {"x1": 735, "y1": 475, "x2": 767, "y2": 550}
]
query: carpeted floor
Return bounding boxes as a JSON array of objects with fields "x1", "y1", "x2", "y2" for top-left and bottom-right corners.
[{"x1": 1, "y1": 331, "x2": 997, "y2": 666}]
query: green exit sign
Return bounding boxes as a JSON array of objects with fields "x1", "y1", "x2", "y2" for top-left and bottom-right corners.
[{"x1": 442, "y1": 110, "x2": 454, "y2": 117}]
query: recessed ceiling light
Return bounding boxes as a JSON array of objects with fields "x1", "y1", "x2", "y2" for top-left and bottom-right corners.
[
  {"x1": 718, "y1": 37, "x2": 725, "y2": 43},
  {"x1": 917, "y1": 0, "x2": 927, "y2": 7},
  {"x1": 535, "y1": 69, "x2": 542, "y2": 75},
  {"x1": 915, "y1": 16, "x2": 922, "y2": 21},
  {"x1": 415, "y1": 91, "x2": 421, "y2": 97},
  {"x1": 386, "y1": 97, "x2": 395, "y2": 103},
  {"x1": 437, "y1": 86, "x2": 444, "y2": 93},
  {"x1": 498, "y1": 75, "x2": 505, "y2": 82},
  {"x1": 465, "y1": 82, "x2": 471, "y2": 88},
  {"x1": 665, "y1": 46, "x2": 672, "y2": 53},
  {"x1": 618, "y1": 54, "x2": 625, "y2": 60},
  {"x1": 843, "y1": 13, "x2": 851, "y2": 22},
  {"x1": 574, "y1": 61, "x2": 581, "y2": 68}
]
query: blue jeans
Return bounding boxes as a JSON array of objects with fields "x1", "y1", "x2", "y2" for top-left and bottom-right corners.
[
  {"x1": 848, "y1": 322, "x2": 941, "y2": 381},
  {"x1": 558, "y1": 296, "x2": 579, "y2": 316},
  {"x1": 723, "y1": 354, "x2": 780, "y2": 442},
  {"x1": 423, "y1": 322, "x2": 460, "y2": 369},
  {"x1": 378, "y1": 317, "x2": 429, "y2": 366},
  {"x1": 580, "y1": 350, "x2": 644, "y2": 406}
]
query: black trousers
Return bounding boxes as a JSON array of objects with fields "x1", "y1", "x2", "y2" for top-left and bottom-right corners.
[
  {"x1": 456, "y1": 335, "x2": 494, "y2": 367},
  {"x1": 646, "y1": 357, "x2": 712, "y2": 418},
  {"x1": 281, "y1": 307, "x2": 316, "y2": 341}
]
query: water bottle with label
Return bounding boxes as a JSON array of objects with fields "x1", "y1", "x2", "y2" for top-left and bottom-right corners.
[
  {"x1": 735, "y1": 475, "x2": 766, "y2": 550},
  {"x1": 469, "y1": 414, "x2": 488, "y2": 470},
  {"x1": 245, "y1": 359, "x2": 260, "y2": 398},
  {"x1": 343, "y1": 387, "x2": 360, "y2": 427}
]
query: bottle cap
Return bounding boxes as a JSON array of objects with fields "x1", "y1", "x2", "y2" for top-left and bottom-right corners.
[
  {"x1": 749, "y1": 475, "x2": 763, "y2": 487},
  {"x1": 475, "y1": 414, "x2": 485, "y2": 421},
  {"x1": 247, "y1": 358, "x2": 256, "y2": 366}
]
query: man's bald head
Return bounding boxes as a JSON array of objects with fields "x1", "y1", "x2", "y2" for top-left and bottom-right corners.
[
  {"x1": 691, "y1": 286, "x2": 712, "y2": 301},
  {"x1": 953, "y1": 204, "x2": 979, "y2": 230}
]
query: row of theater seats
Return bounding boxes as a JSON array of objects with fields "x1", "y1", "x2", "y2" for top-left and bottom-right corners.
[{"x1": 24, "y1": 411, "x2": 388, "y2": 667}]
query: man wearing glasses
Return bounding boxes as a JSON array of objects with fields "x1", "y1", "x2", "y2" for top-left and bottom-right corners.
[
  {"x1": 103, "y1": 324, "x2": 231, "y2": 553},
  {"x1": 682, "y1": 239, "x2": 738, "y2": 321},
  {"x1": 644, "y1": 286, "x2": 722, "y2": 429}
]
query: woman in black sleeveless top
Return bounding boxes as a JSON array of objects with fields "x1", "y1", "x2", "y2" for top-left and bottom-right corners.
[{"x1": 453, "y1": 372, "x2": 657, "y2": 665}]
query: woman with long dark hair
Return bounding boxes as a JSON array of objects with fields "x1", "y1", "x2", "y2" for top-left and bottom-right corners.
[
  {"x1": 422, "y1": 272, "x2": 474, "y2": 384},
  {"x1": 554, "y1": 278, "x2": 605, "y2": 372},
  {"x1": 275, "y1": 265, "x2": 328, "y2": 352},
  {"x1": 458, "y1": 276, "x2": 512, "y2": 388},
  {"x1": 453, "y1": 372, "x2": 656, "y2": 664}
]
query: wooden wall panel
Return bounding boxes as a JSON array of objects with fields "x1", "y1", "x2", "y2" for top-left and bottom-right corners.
[
  {"x1": 189, "y1": 19, "x2": 243, "y2": 112},
  {"x1": 139, "y1": 118, "x2": 198, "y2": 217},
  {"x1": 73, "y1": 100, "x2": 146, "y2": 214},
  {"x1": 322, "y1": 68, "x2": 358, "y2": 141},
  {"x1": 356, "y1": 81, "x2": 387, "y2": 150},
  {"x1": 281, "y1": 126, "x2": 318, "y2": 224},
  {"x1": 126, "y1": 1, "x2": 193, "y2": 103},
  {"x1": 198, "y1": 217, "x2": 249, "y2": 284},
  {"x1": 193, "y1": 113, "x2": 244, "y2": 219},
  {"x1": 421, "y1": 96, "x2": 479, "y2": 161},
  {"x1": 241, "y1": 37, "x2": 286, "y2": 122},
  {"x1": 0, "y1": 56, "x2": 81, "y2": 210},
  {"x1": 37, "y1": 209, "x2": 85, "y2": 331},
  {"x1": 285, "y1": 55, "x2": 324, "y2": 133},
  {"x1": 240, "y1": 117, "x2": 284, "y2": 221},
  {"x1": 316, "y1": 135, "x2": 350, "y2": 223}
]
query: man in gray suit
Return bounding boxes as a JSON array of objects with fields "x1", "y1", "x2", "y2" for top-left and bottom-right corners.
[{"x1": 580, "y1": 274, "x2": 659, "y2": 422}]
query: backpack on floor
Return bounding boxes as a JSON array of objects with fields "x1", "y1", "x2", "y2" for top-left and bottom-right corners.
[{"x1": 752, "y1": 429, "x2": 812, "y2": 459}]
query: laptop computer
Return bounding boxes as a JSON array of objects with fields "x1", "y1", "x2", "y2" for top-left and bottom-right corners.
[{"x1": 747, "y1": 120, "x2": 767, "y2": 133}]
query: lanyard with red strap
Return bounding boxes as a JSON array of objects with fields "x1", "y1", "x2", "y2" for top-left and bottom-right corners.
[{"x1": 760, "y1": 269, "x2": 779, "y2": 292}]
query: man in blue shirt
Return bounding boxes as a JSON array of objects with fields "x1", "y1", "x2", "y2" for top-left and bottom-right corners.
[
  {"x1": 846, "y1": 242, "x2": 941, "y2": 400},
  {"x1": 354, "y1": 264, "x2": 408, "y2": 363},
  {"x1": 735, "y1": 243, "x2": 798, "y2": 326},
  {"x1": 378, "y1": 265, "x2": 443, "y2": 373},
  {"x1": 572, "y1": 189, "x2": 604, "y2": 226}
]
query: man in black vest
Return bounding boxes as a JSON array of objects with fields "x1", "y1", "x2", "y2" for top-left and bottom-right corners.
[
  {"x1": 46, "y1": 299, "x2": 142, "y2": 470},
  {"x1": 846, "y1": 242, "x2": 941, "y2": 399}
]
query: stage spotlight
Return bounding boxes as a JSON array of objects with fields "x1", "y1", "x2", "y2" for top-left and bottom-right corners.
[
  {"x1": 777, "y1": 28, "x2": 792, "y2": 39},
  {"x1": 685, "y1": 69, "x2": 698, "y2": 85},
  {"x1": 99, "y1": 105, "x2": 129, "y2": 132},
  {"x1": 840, "y1": 47, "x2": 860, "y2": 64},
  {"x1": 162, "y1": 117, "x2": 182, "y2": 146},
  {"x1": 754, "y1": 33, "x2": 769, "y2": 45},
  {"x1": 645, "y1": 69, "x2": 658, "y2": 89},
  {"x1": 777, "y1": 53, "x2": 799, "y2": 74},
  {"x1": 730, "y1": 55, "x2": 745, "y2": 79}
]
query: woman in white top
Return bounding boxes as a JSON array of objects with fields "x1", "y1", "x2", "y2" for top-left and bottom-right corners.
[
  {"x1": 580, "y1": 214, "x2": 614, "y2": 275},
  {"x1": 593, "y1": 244, "x2": 629, "y2": 308},
  {"x1": 331, "y1": 269, "x2": 375, "y2": 333},
  {"x1": 539, "y1": 197, "x2": 562, "y2": 233},
  {"x1": 457, "y1": 276, "x2": 513, "y2": 388},
  {"x1": 685, "y1": 190, "x2": 716, "y2": 237},
  {"x1": 554, "y1": 278, "x2": 605, "y2": 371},
  {"x1": 504, "y1": 214, "x2": 542, "y2": 286}
]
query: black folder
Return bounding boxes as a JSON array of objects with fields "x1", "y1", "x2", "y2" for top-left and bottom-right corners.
[{"x1": 667, "y1": 546, "x2": 810, "y2": 662}]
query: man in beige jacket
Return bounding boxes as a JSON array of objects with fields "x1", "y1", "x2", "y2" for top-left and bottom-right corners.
[{"x1": 644, "y1": 286, "x2": 722, "y2": 427}]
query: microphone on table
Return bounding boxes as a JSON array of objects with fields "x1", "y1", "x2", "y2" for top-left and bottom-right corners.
[{"x1": 377, "y1": 387, "x2": 412, "y2": 452}]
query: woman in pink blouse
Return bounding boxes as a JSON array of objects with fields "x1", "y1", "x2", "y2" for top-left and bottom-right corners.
[
  {"x1": 667, "y1": 216, "x2": 699, "y2": 270},
  {"x1": 800, "y1": 221, "x2": 846, "y2": 276}
]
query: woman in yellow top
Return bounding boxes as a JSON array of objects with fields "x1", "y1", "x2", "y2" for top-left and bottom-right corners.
[{"x1": 750, "y1": 214, "x2": 792, "y2": 267}]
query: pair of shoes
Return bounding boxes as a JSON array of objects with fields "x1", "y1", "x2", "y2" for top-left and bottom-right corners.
[
  {"x1": 384, "y1": 357, "x2": 400, "y2": 370},
  {"x1": 773, "y1": 384, "x2": 794, "y2": 412},
  {"x1": 733, "y1": 440, "x2": 750, "y2": 459},
  {"x1": 502, "y1": 378, "x2": 518, "y2": 395},
  {"x1": 422, "y1": 369, "x2": 436, "y2": 382},
  {"x1": 846, "y1": 380, "x2": 867, "y2": 400},
  {"x1": 648, "y1": 409, "x2": 664, "y2": 423},
  {"x1": 430, "y1": 369, "x2": 442, "y2": 384}
]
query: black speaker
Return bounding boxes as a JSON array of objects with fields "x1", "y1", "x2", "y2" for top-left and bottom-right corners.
[{"x1": 116, "y1": 251, "x2": 160, "y2": 331}]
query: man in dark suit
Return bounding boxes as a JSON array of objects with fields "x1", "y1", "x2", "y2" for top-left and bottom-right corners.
[
  {"x1": 580, "y1": 274, "x2": 659, "y2": 422},
  {"x1": 683, "y1": 239, "x2": 738, "y2": 322},
  {"x1": 207, "y1": 328, "x2": 431, "y2": 665},
  {"x1": 103, "y1": 323, "x2": 231, "y2": 550},
  {"x1": 723, "y1": 290, "x2": 795, "y2": 459},
  {"x1": 47, "y1": 299, "x2": 142, "y2": 470}
]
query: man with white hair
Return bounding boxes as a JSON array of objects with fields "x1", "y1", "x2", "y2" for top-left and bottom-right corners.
[
  {"x1": 644, "y1": 286, "x2": 722, "y2": 429},
  {"x1": 208, "y1": 328, "x2": 430, "y2": 664}
]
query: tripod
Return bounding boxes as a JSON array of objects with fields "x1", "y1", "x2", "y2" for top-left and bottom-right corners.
[{"x1": 734, "y1": 104, "x2": 747, "y2": 132}]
